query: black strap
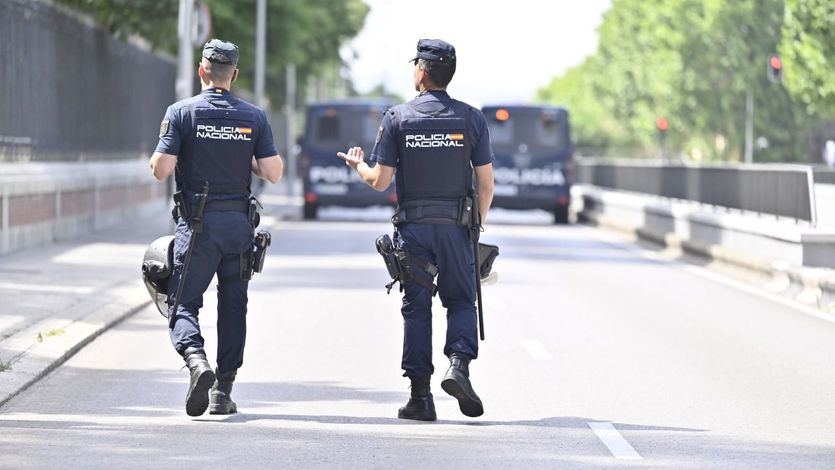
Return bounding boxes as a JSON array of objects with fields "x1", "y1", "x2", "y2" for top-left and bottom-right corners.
[{"x1": 408, "y1": 254, "x2": 438, "y2": 296}]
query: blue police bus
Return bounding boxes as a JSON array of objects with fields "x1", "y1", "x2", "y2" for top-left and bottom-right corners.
[
  {"x1": 481, "y1": 104, "x2": 573, "y2": 223},
  {"x1": 299, "y1": 99, "x2": 396, "y2": 219}
]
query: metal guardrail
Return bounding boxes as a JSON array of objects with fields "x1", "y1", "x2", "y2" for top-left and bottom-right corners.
[
  {"x1": 0, "y1": 0, "x2": 175, "y2": 162},
  {"x1": 575, "y1": 159, "x2": 817, "y2": 224},
  {"x1": 813, "y1": 167, "x2": 835, "y2": 185}
]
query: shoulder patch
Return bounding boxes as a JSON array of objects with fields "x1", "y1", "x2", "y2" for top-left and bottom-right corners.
[
  {"x1": 375, "y1": 125, "x2": 384, "y2": 144},
  {"x1": 159, "y1": 119, "x2": 169, "y2": 138}
]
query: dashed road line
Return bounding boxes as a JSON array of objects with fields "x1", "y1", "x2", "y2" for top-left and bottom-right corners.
[
  {"x1": 588, "y1": 421, "x2": 643, "y2": 460},
  {"x1": 521, "y1": 339, "x2": 553, "y2": 360}
]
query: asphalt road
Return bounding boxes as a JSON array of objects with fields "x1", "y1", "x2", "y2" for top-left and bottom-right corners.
[{"x1": 1, "y1": 212, "x2": 834, "y2": 469}]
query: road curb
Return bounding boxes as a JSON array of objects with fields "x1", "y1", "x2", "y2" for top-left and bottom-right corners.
[
  {"x1": 580, "y1": 205, "x2": 835, "y2": 314},
  {"x1": 0, "y1": 289, "x2": 150, "y2": 409}
]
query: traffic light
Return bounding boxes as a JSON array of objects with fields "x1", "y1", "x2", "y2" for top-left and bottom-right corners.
[
  {"x1": 768, "y1": 54, "x2": 782, "y2": 83},
  {"x1": 656, "y1": 116, "x2": 668, "y2": 161}
]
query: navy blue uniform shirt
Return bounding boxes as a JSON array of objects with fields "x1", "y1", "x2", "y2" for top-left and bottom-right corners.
[
  {"x1": 156, "y1": 88, "x2": 277, "y2": 159},
  {"x1": 156, "y1": 88, "x2": 277, "y2": 202},
  {"x1": 369, "y1": 90, "x2": 494, "y2": 170}
]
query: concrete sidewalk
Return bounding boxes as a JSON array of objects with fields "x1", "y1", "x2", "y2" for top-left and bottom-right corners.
[
  {"x1": 0, "y1": 201, "x2": 170, "y2": 407},
  {"x1": 0, "y1": 179, "x2": 302, "y2": 408}
]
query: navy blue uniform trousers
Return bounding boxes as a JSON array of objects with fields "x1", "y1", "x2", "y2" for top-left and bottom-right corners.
[
  {"x1": 168, "y1": 211, "x2": 253, "y2": 379},
  {"x1": 396, "y1": 223, "x2": 479, "y2": 378}
]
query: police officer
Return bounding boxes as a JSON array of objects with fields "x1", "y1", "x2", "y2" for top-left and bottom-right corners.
[
  {"x1": 338, "y1": 39, "x2": 495, "y2": 420},
  {"x1": 150, "y1": 39, "x2": 283, "y2": 416}
]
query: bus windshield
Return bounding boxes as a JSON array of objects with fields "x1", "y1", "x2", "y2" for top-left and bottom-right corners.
[
  {"x1": 484, "y1": 107, "x2": 570, "y2": 160},
  {"x1": 308, "y1": 106, "x2": 383, "y2": 152}
]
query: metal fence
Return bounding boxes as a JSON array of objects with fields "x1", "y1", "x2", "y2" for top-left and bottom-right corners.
[
  {"x1": 0, "y1": 0, "x2": 176, "y2": 162},
  {"x1": 575, "y1": 159, "x2": 817, "y2": 223}
]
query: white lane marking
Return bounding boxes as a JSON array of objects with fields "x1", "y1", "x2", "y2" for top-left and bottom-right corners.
[
  {"x1": 588, "y1": 422, "x2": 643, "y2": 460},
  {"x1": 0, "y1": 282, "x2": 93, "y2": 294},
  {"x1": 484, "y1": 295, "x2": 507, "y2": 311},
  {"x1": 521, "y1": 339, "x2": 553, "y2": 360},
  {"x1": 583, "y1": 227, "x2": 835, "y2": 326}
]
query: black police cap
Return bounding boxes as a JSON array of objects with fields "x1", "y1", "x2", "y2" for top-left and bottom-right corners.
[
  {"x1": 410, "y1": 39, "x2": 456, "y2": 64},
  {"x1": 202, "y1": 39, "x2": 239, "y2": 65}
]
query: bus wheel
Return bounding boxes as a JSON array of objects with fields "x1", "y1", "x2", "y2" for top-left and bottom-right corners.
[
  {"x1": 303, "y1": 202, "x2": 318, "y2": 220},
  {"x1": 553, "y1": 204, "x2": 570, "y2": 224}
]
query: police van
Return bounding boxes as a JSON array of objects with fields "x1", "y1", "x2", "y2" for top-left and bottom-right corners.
[
  {"x1": 481, "y1": 104, "x2": 573, "y2": 223},
  {"x1": 299, "y1": 99, "x2": 396, "y2": 219}
]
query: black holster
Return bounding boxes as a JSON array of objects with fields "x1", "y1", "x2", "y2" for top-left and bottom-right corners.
[
  {"x1": 241, "y1": 230, "x2": 271, "y2": 281},
  {"x1": 248, "y1": 197, "x2": 262, "y2": 228},
  {"x1": 375, "y1": 233, "x2": 437, "y2": 295}
]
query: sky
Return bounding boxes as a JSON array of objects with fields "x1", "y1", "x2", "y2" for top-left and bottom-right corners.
[{"x1": 345, "y1": 0, "x2": 612, "y2": 107}]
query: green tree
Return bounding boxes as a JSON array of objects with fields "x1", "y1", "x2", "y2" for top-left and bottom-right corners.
[
  {"x1": 56, "y1": 0, "x2": 369, "y2": 107},
  {"x1": 536, "y1": 0, "x2": 828, "y2": 162},
  {"x1": 779, "y1": 0, "x2": 835, "y2": 118}
]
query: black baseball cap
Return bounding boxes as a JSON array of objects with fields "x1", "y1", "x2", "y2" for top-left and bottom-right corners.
[
  {"x1": 410, "y1": 39, "x2": 456, "y2": 64},
  {"x1": 202, "y1": 39, "x2": 239, "y2": 65}
]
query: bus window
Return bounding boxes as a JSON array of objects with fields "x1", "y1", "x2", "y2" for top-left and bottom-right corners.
[
  {"x1": 315, "y1": 115, "x2": 340, "y2": 142},
  {"x1": 486, "y1": 108, "x2": 569, "y2": 157},
  {"x1": 309, "y1": 107, "x2": 383, "y2": 151}
]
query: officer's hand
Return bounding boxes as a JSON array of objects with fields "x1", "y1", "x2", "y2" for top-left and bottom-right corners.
[{"x1": 337, "y1": 146, "x2": 364, "y2": 169}]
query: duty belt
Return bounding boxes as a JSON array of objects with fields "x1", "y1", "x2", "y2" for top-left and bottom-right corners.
[
  {"x1": 186, "y1": 182, "x2": 249, "y2": 194},
  {"x1": 392, "y1": 200, "x2": 462, "y2": 226},
  {"x1": 181, "y1": 199, "x2": 249, "y2": 219}
]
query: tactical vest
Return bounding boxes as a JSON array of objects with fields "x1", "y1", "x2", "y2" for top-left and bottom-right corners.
[
  {"x1": 394, "y1": 99, "x2": 473, "y2": 204},
  {"x1": 177, "y1": 94, "x2": 258, "y2": 195}
]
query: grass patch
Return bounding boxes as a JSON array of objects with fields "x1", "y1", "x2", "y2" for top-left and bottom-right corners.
[
  {"x1": 36, "y1": 328, "x2": 66, "y2": 343},
  {"x1": 0, "y1": 359, "x2": 11, "y2": 373},
  {"x1": 46, "y1": 328, "x2": 65, "y2": 338}
]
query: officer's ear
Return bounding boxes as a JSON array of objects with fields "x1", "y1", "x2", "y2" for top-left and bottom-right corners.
[{"x1": 231, "y1": 69, "x2": 239, "y2": 83}]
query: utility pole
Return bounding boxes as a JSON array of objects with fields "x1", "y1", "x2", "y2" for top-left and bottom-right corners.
[
  {"x1": 254, "y1": 0, "x2": 266, "y2": 108},
  {"x1": 176, "y1": 0, "x2": 194, "y2": 101},
  {"x1": 744, "y1": 89, "x2": 754, "y2": 165},
  {"x1": 173, "y1": 0, "x2": 194, "y2": 201},
  {"x1": 285, "y1": 63, "x2": 297, "y2": 196}
]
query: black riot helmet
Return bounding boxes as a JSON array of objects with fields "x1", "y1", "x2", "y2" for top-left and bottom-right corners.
[{"x1": 141, "y1": 235, "x2": 175, "y2": 317}]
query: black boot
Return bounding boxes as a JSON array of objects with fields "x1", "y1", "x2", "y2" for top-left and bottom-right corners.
[
  {"x1": 183, "y1": 347, "x2": 215, "y2": 417},
  {"x1": 209, "y1": 371, "x2": 237, "y2": 415},
  {"x1": 441, "y1": 354, "x2": 483, "y2": 417},
  {"x1": 397, "y1": 376, "x2": 436, "y2": 421}
]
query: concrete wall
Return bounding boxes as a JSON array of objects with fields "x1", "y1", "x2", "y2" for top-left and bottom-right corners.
[
  {"x1": 0, "y1": 160, "x2": 167, "y2": 256},
  {"x1": 575, "y1": 185, "x2": 835, "y2": 270}
]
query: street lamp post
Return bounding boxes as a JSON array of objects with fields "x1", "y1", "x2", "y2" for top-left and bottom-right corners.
[{"x1": 176, "y1": 0, "x2": 194, "y2": 101}]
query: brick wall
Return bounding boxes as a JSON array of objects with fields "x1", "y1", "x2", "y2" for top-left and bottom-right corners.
[
  {"x1": 99, "y1": 186, "x2": 130, "y2": 211},
  {"x1": 9, "y1": 194, "x2": 56, "y2": 227},
  {"x1": 61, "y1": 189, "x2": 95, "y2": 217}
]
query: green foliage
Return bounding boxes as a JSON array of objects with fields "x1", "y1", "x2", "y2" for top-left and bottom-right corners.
[
  {"x1": 537, "y1": 0, "x2": 832, "y2": 162},
  {"x1": 55, "y1": 0, "x2": 369, "y2": 106},
  {"x1": 56, "y1": 0, "x2": 178, "y2": 50},
  {"x1": 780, "y1": 0, "x2": 835, "y2": 117}
]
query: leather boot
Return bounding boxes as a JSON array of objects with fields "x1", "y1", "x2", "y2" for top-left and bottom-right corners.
[
  {"x1": 441, "y1": 353, "x2": 483, "y2": 417},
  {"x1": 397, "y1": 376, "x2": 436, "y2": 421},
  {"x1": 183, "y1": 347, "x2": 215, "y2": 417},
  {"x1": 209, "y1": 370, "x2": 237, "y2": 415}
]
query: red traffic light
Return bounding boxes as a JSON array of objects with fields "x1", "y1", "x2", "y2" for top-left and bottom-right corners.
[
  {"x1": 656, "y1": 116, "x2": 669, "y2": 132},
  {"x1": 769, "y1": 54, "x2": 782, "y2": 70}
]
